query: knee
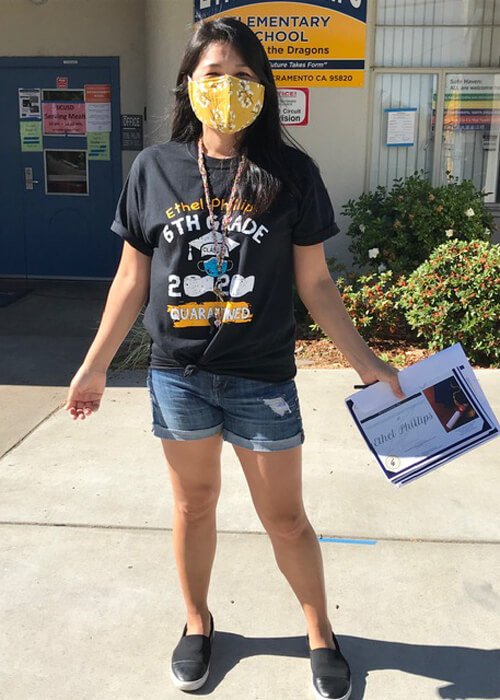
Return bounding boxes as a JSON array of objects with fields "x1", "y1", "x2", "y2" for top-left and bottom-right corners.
[
  {"x1": 174, "y1": 488, "x2": 219, "y2": 522},
  {"x1": 262, "y1": 509, "x2": 309, "y2": 540}
]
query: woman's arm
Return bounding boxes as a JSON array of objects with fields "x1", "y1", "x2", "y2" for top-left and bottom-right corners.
[
  {"x1": 64, "y1": 242, "x2": 152, "y2": 420},
  {"x1": 82, "y1": 241, "x2": 152, "y2": 372},
  {"x1": 293, "y1": 242, "x2": 405, "y2": 399}
]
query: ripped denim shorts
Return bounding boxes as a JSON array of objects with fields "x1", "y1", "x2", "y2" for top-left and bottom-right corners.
[{"x1": 146, "y1": 366, "x2": 305, "y2": 452}]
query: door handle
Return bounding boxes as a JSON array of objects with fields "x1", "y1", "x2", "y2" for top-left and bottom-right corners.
[{"x1": 24, "y1": 167, "x2": 39, "y2": 190}]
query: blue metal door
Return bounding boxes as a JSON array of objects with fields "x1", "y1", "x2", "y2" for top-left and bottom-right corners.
[{"x1": 0, "y1": 57, "x2": 122, "y2": 278}]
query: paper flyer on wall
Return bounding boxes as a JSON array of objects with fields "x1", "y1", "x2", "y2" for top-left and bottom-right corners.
[{"x1": 345, "y1": 344, "x2": 499, "y2": 487}]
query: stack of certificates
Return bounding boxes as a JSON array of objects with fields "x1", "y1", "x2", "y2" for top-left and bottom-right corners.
[{"x1": 345, "y1": 343, "x2": 499, "y2": 487}]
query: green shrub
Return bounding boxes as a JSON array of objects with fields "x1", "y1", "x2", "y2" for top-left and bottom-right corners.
[
  {"x1": 396, "y1": 239, "x2": 500, "y2": 365},
  {"x1": 294, "y1": 256, "x2": 348, "y2": 339},
  {"x1": 310, "y1": 269, "x2": 415, "y2": 342},
  {"x1": 342, "y1": 170, "x2": 495, "y2": 277},
  {"x1": 293, "y1": 285, "x2": 314, "y2": 338},
  {"x1": 112, "y1": 312, "x2": 150, "y2": 369}
]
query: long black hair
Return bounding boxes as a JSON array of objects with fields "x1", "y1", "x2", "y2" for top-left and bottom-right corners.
[{"x1": 170, "y1": 17, "x2": 305, "y2": 215}]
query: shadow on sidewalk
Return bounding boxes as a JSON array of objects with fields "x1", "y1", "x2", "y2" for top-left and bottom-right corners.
[
  {"x1": 190, "y1": 632, "x2": 499, "y2": 698},
  {"x1": 0, "y1": 279, "x2": 111, "y2": 386}
]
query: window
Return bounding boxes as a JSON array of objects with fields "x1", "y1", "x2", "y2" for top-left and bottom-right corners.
[
  {"x1": 375, "y1": 0, "x2": 499, "y2": 68},
  {"x1": 442, "y1": 72, "x2": 500, "y2": 202},
  {"x1": 44, "y1": 150, "x2": 88, "y2": 195},
  {"x1": 369, "y1": 73, "x2": 437, "y2": 189},
  {"x1": 368, "y1": 1, "x2": 500, "y2": 203}
]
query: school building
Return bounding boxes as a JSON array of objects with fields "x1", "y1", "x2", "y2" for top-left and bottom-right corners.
[{"x1": 1, "y1": 0, "x2": 499, "y2": 279}]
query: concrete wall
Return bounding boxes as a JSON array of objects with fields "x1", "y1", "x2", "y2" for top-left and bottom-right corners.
[
  {"x1": 144, "y1": 0, "x2": 192, "y2": 146},
  {"x1": 1, "y1": 0, "x2": 146, "y2": 175}
]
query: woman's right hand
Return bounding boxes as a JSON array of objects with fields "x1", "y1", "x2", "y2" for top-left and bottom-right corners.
[{"x1": 64, "y1": 365, "x2": 107, "y2": 420}]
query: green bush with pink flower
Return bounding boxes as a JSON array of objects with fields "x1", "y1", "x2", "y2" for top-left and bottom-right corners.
[
  {"x1": 327, "y1": 270, "x2": 415, "y2": 341},
  {"x1": 310, "y1": 239, "x2": 500, "y2": 366},
  {"x1": 341, "y1": 169, "x2": 495, "y2": 277},
  {"x1": 396, "y1": 239, "x2": 499, "y2": 365}
]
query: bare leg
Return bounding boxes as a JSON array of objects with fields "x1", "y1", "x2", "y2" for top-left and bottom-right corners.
[
  {"x1": 161, "y1": 434, "x2": 223, "y2": 636},
  {"x1": 233, "y1": 444, "x2": 335, "y2": 650}
]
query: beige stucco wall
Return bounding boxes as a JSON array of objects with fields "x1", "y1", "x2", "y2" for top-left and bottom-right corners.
[
  {"x1": 144, "y1": 0, "x2": 373, "y2": 266},
  {"x1": 144, "y1": 0, "x2": 192, "y2": 146},
  {"x1": 1, "y1": 0, "x2": 146, "y2": 176}
]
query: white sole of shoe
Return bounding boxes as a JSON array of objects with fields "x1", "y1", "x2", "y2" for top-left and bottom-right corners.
[
  {"x1": 170, "y1": 664, "x2": 210, "y2": 691},
  {"x1": 313, "y1": 681, "x2": 352, "y2": 700},
  {"x1": 170, "y1": 628, "x2": 215, "y2": 692}
]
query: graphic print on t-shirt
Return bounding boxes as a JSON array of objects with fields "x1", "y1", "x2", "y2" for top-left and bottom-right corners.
[
  {"x1": 162, "y1": 196, "x2": 268, "y2": 328},
  {"x1": 111, "y1": 139, "x2": 340, "y2": 379}
]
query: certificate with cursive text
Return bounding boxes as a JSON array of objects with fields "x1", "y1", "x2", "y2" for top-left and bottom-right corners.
[{"x1": 345, "y1": 344, "x2": 499, "y2": 486}]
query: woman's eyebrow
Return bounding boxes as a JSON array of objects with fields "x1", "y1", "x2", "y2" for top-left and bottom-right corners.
[{"x1": 204, "y1": 62, "x2": 251, "y2": 68}]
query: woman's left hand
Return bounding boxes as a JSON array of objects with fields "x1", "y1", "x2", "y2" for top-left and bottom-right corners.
[{"x1": 357, "y1": 356, "x2": 406, "y2": 400}]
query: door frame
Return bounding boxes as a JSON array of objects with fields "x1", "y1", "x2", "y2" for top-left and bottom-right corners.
[{"x1": 0, "y1": 56, "x2": 122, "y2": 279}]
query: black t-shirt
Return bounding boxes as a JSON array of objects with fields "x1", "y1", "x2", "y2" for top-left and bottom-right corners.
[{"x1": 111, "y1": 139, "x2": 339, "y2": 382}]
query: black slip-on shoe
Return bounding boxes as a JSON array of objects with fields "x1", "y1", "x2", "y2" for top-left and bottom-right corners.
[
  {"x1": 307, "y1": 631, "x2": 352, "y2": 700},
  {"x1": 170, "y1": 612, "x2": 215, "y2": 692}
]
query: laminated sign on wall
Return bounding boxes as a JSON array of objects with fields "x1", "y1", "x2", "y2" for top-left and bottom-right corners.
[
  {"x1": 277, "y1": 88, "x2": 309, "y2": 126},
  {"x1": 20, "y1": 121, "x2": 43, "y2": 151},
  {"x1": 85, "y1": 84, "x2": 112, "y2": 132},
  {"x1": 121, "y1": 114, "x2": 144, "y2": 151},
  {"x1": 385, "y1": 108, "x2": 417, "y2": 147},
  {"x1": 194, "y1": 0, "x2": 367, "y2": 88},
  {"x1": 436, "y1": 75, "x2": 500, "y2": 132},
  {"x1": 87, "y1": 132, "x2": 110, "y2": 160},
  {"x1": 43, "y1": 101, "x2": 86, "y2": 135},
  {"x1": 18, "y1": 88, "x2": 41, "y2": 119}
]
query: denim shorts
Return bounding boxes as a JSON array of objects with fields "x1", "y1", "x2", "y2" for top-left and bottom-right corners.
[{"x1": 146, "y1": 366, "x2": 305, "y2": 452}]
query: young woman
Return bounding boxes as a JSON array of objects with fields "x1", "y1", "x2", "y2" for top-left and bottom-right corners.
[{"x1": 65, "y1": 17, "x2": 403, "y2": 700}]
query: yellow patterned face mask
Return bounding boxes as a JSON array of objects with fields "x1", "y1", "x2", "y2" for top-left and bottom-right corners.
[{"x1": 188, "y1": 74, "x2": 265, "y2": 134}]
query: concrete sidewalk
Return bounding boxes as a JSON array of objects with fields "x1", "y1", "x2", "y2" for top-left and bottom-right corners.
[
  {"x1": 0, "y1": 279, "x2": 110, "y2": 455},
  {"x1": 1, "y1": 282, "x2": 499, "y2": 699}
]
